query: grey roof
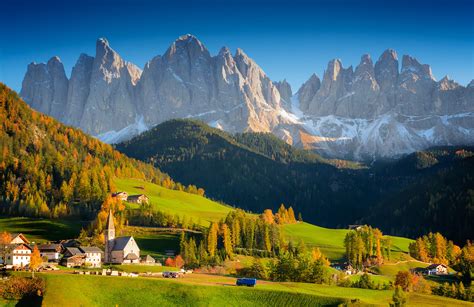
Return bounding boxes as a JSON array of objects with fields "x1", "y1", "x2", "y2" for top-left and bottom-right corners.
[
  {"x1": 38, "y1": 243, "x2": 61, "y2": 250},
  {"x1": 124, "y1": 253, "x2": 139, "y2": 260},
  {"x1": 112, "y1": 236, "x2": 135, "y2": 251},
  {"x1": 79, "y1": 246, "x2": 102, "y2": 253},
  {"x1": 65, "y1": 247, "x2": 84, "y2": 256}
]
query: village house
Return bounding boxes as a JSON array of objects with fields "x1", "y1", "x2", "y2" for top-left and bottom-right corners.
[
  {"x1": 112, "y1": 191, "x2": 129, "y2": 201},
  {"x1": 2, "y1": 243, "x2": 32, "y2": 268},
  {"x1": 105, "y1": 210, "x2": 141, "y2": 264},
  {"x1": 38, "y1": 243, "x2": 62, "y2": 262},
  {"x1": 79, "y1": 246, "x2": 103, "y2": 268},
  {"x1": 61, "y1": 247, "x2": 85, "y2": 268},
  {"x1": 425, "y1": 264, "x2": 448, "y2": 275},
  {"x1": 127, "y1": 194, "x2": 149, "y2": 204}
]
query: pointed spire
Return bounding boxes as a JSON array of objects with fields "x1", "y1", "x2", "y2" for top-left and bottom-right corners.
[{"x1": 106, "y1": 209, "x2": 115, "y2": 231}]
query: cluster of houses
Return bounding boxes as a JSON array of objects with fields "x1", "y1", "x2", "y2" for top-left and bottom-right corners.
[
  {"x1": 331, "y1": 262, "x2": 449, "y2": 276},
  {"x1": 112, "y1": 192, "x2": 149, "y2": 204},
  {"x1": 0, "y1": 211, "x2": 158, "y2": 270}
]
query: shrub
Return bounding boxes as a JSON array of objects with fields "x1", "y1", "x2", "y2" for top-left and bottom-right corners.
[{"x1": 0, "y1": 276, "x2": 45, "y2": 300}]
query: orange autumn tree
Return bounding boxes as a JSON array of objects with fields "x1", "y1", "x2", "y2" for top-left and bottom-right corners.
[
  {"x1": 30, "y1": 245, "x2": 42, "y2": 278},
  {"x1": 165, "y1": 257, "x2": 175, "y2": 267},
  {"x1": 0, "y1": 232, "x2": 12, "y2": 264},
  {"x1": 175, "y1": 255, "x2": 185, "y2": 268}
]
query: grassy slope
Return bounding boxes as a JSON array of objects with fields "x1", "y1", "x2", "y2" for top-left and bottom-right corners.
[
  {"x1": 283, "y1": 223, "x2": 413, "y2": 261},
  {"x1": 0, "y1": 217, "x2": 84, "y2": 243},
  {"x1": 36, "y1": 273, "x2": 471, "y2": 307},
  {"x1": 116, "y1": 177, "x2": 414, "y2": 261},
  {"x1": 115, "y1": 177, "x2": 233, "y2": 227}
]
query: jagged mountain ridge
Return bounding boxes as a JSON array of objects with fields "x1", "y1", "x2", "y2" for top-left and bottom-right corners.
[{"x1": 20, "y1": 35, "x2": 474, "y2": 160}]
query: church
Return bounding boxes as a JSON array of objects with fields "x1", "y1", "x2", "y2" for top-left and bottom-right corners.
[{"x1": 104, "y1": 210, "x2": 140, "y2": 264}]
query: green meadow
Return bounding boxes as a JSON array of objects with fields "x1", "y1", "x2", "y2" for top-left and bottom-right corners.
[
  {"x1": 9, "y1": 273, "x2": 469, "y2": 307},
  {"x1": 114, "y1": 177, "x2": 233, "y2": 226},
  {"x1": 0, "y1": 217, "x2": 84, "y2": 243}
]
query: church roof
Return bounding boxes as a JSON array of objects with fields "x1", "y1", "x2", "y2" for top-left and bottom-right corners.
[
  {"x1": 106, "y1": 209, "x2": 115, "y2": 231},
  {"x1": 112, "y1": 236, "x2": 135, "y2": 251}
]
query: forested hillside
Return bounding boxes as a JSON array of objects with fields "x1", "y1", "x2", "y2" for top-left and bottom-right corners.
[
  {"x1": 0, "y1": 83, "x2": 168, "y2": 219},
  {"x1": 117, "y1": 120, "x2": 474, "y2": 244},
  {"x1": 362, "y1": 148, "x2": 474, "y2": 243},
  {"x1": 116, "y1": 119, "x2": 371, "y2": 228}
]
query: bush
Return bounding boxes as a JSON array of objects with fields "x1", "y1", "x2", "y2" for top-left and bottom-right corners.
[{"x1": 0, "y1": 276, "x2": 45, "y2": 300}]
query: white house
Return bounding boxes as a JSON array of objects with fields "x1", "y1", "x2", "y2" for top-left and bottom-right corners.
[
  {"x1": 425, "y1": 264, "x2": 448, "y2": 275},
  {"x1": 79, "y1": 246, "x2": 103, "y2": 268},
  {"x1": 3, "y1": 244, "x2": 32, "y2": 268},
  {"x1": 38, "y1": 244, "x2": 62, "y2": 262},
  {"x1": 104, "y1": 210, "x2": 140, "y2": 264}
]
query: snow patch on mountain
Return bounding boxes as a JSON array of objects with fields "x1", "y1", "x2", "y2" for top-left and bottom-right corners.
[{"x1": 97, "y1": 115, "x2": 148, "y2": 144}]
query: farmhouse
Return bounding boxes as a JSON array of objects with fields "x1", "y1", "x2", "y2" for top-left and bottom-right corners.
[
  {"x1": 61, "y1": 247, "x2": 85, "y2": 268},
  {"x1": 105, "y1": 210, "x2": 141, "y2": 264},
  {"x1": 127, "y1": 194, "x2": 149, "y2": 204},
  {"x1": 2, "y1": 243, "x2": 32, "y2": 268},
  {"x1": 38, "y1": 243, "x2": 62, "y2": 262},
  {"x1": 425, "y1": 264, "x2": 448, "y2": 275},
  {"x1": 112, "y1": 191, "x2": 129, "y2": 201},
  {"x1": 79, "y1": 246, "x2": 103, "y2": 268}
]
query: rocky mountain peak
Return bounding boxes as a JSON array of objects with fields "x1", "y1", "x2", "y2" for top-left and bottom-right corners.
[
  {"x1": 401, "y1": 55, "x2": 435, "y2": 80},
  {"x1": 274, "y1": 79, "x2": 292, "y2": 105},
  {"x1": 438, "y1": 75, "x2": 459, "y2": 90},
  {"x1": 326, "y1": 59, "x2": 343, "y2": 81},
  {"x1": 297, "y1": 74, "x2": 321, "y2": 112},
  {"x1": 354, "y1": 54, "x2": 375, "y2": 78},
  {"x1": 165, "y1": 33, "x2": 210, "y2": 61},
  {"x1": 374, "y1": 49, "x2": 399, "y2": 93}
]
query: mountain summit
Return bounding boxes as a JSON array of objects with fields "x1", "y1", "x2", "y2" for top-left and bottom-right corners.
[{"x1": 20, "y1": 36, "x2": 474, "y2": 160}]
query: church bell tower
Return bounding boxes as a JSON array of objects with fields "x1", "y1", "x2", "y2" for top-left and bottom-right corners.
[{"x1": 104, "y1": 209, "x2": 115, "y2": 263}]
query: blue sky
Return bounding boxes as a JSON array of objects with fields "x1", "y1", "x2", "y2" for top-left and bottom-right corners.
[{"x1": 1, "y1": 0, "x2": 473, "y2": 92}]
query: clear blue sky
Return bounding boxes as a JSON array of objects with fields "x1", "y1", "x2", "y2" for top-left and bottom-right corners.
[{"x1": 1, "y1": 0, "x2": 473, "y2": 92}]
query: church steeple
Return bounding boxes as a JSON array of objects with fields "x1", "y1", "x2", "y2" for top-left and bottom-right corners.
[{"x1": 104, "y1": 209, "x2": 115, "y2": 263}]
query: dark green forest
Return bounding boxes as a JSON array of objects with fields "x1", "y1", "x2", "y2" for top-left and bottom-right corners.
[{"x1": 117, "y1": 119, "x2": 474, "y2": 244}]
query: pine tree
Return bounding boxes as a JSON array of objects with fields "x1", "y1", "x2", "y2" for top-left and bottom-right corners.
[
  {"x1": 221, "y1": 223, "x2": 233, "y2": 258},
  {"x1": 207, "y1": 222, "x2": 219, "y2": 257}
]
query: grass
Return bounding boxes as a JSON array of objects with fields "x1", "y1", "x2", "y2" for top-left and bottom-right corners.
[
  {"x1": 114, "y1": 177, "x2": 233, "y2": 226},
  {"x1": 39, "y1": 274, "x2": 346, "y2": 306},
  {"x1": 282, "y1": 222, "x2": 414, "y2": 261},
  {"x1": 0, "y1": 216, "x2": 84, "y2": 243},
  {"x1": 372, "y1": 260, "x2": 430, "y2": 277},
  {"x1": 17, "y1": 272, "x2": 471, "y2": 307}
]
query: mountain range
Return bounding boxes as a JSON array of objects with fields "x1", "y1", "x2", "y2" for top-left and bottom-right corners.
[{"x1": 20, "y1": 34, "x2": 474, "y2": 160}]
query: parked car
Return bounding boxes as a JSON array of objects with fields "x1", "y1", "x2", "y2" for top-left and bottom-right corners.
[
  {"x1": 162, "y1": 271, "x2": 180, "y2": 278},
  {"x1": 236, "y1": 278, "x2": 257, "y2": 287}
]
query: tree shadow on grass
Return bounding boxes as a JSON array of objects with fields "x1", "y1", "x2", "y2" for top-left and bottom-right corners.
[{"x1": 15, "y1": 295, "x2": 42, "y2": 307}]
